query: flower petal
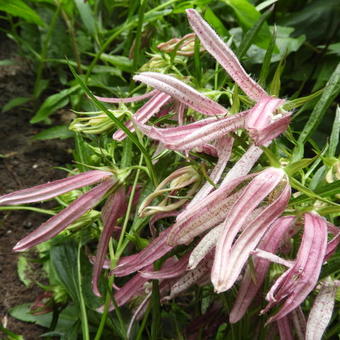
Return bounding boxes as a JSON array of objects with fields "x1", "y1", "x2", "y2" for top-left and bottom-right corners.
[
  {"x1": 0, "y1": 170, "x2": 113, "y2": 206},
  {"x1": 186, "y1": 9, "x2": 268, "y2": 101},
  {"x1": 95, "y1": 89, "x2": 158, "y2": 103},
  {"x1": 13, "y1": 178, "x2": 115, "y2": 252},
  {"x1": 112, "y1": 92, "x2": 171, "y2": 141},
  {"x1": 212, "y1": 167, "x2": 286, "y2": 292},
  {"x1": 133, "y1": 72, "x2": 227, "y2": 116}
]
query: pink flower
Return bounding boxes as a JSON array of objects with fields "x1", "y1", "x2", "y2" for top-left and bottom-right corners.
[
  {"x1": 262, "y1": 212, "x2": 328, "y2": 323},
  {"x1": 0, "y1": 170, "x2": 115, "y2": 252}
]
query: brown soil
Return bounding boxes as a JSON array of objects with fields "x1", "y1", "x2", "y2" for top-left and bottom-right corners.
[{"x1": 0, "y1": 39, "x2": 73, "y2": 339}]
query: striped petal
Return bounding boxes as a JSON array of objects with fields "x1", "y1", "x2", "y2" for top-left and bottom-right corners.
[
  {"x1": 212, "y1": 167, "x2": 286, "y2": 292},
  {"x1": 186, "y1": 9, "x2": 268, "y2": 101},
  {"x1": 95, "y1": 89, "x2": 158, "y2": 103},
  {"x1": 134, "y1": 72, "x2": 227, "y2": 116},
  {"x1": 112, "y1": 92, "x2": 171, "y2": 141},
  {"x1": 0, "y1": 170, "x2": 113, "y2": 206},
  {"x1": 13, "y1": 178, "x2": 115, "y2": 252}
]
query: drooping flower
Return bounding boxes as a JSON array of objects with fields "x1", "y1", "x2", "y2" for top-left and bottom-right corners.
[
  {"x1": 262, "y1": 212, "x2": 328, "y2": 323},
  {"x1": 0, "y1": 170, "x2": 116, "y2": 252}
]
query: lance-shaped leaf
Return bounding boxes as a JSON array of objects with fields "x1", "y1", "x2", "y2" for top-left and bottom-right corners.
[
  {"x1": 112, "y1": 92, "x2": 171, "y2": 141},
  {"x1": 245, "y1": 97, "x2": 291, "y2": 146},
  {"x1": 112, "y1": 227, "x2": 173, "y2": 276},
  {"x1": 167, "y1": 174, "x2": 253, "y2": 246},
  {"x1": 230, "y1": 216, "x2": 295, "y2": 323},
  {"x1": 134, "y1": 110, "x2": 247, "y2": 151},
  {"x1": 133, "y1": 72, "x2": 227, "y2": 116},
  {"x1": 186, "y1": 9, "x2": 268, "y2": 102},
  {"x1": 263, "y1": 212, "x2": 328, "y2": 323},
  {"x1": 95, "y1": 89, "x2": 158, "y2": 103},
  {"x1": 188, "y1": 136, "x2": 234, "y2": 207},
  {"x1": 140, "y1": 253, "x2": 190, "y2": 280},
  {"x1": 277, "y1": 315, "x2": 294, "y2": 340},
  {"x1": 212, "y1": 167, "x2": 286, "y2": 293},
  {"x1": 0, "y1": 170, "x2": 113, "y2": 206},
  {"x1": 13, "y1": 179, "x2": 115, "y2": 252},
  {"x1": 306, "y1": 279, "x2": 338, "y2": 340},
  {"x1": 92, "y1": 188, "x2": 127, "y2": 297}
]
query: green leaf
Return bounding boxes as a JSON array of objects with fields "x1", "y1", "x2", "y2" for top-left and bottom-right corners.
[
  {"x1": 0, "y1": 0, "x2": 44, "y2": 26},
  {"x1": 0, "y1": 323, "x2": 24, "y2": 340},
  {"x1": 203, "y1": 7, "x2": 229, "y2": 38},
  {"x1": 237, "y1": 5, "x2": 274, "y2": 59},
  {"x1": 328, "y1": 106, "x2": 340, "y2": 157},
  {"x1": 17, "y1": 255, "x2": 32, "y2": 287},
  {"x1": 30, "y1": 85, "x2": 80, "y2": 123},
  {"x1": 2, "y1": 97, "x2": 31, "y2": 112},
  {"x1": 99, "y1": 54, "x2": 133, "y2": 73},
  {"x1": 223, "y1": 0, "x2": 272, "y2": 49},
  {"x1": 33, "y1": 125, "x2": 74, "y2": 140},
  {"x1": 292, "y1": 63, "x2": 340, "y2": 161},
  {"x1": 285, "y1": 158, "x2": 315, "y2": 176},
  {"x1": 74, "y1": 0, "x2": 96, "y2": 36}
]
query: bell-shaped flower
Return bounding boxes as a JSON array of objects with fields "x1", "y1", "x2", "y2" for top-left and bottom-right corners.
[
  {"x1": 262, "y1": 212, "x2": 328, "y2": 323},
  {"x1": 0, "y1": 170, "x2": 115, "y2": 252}
]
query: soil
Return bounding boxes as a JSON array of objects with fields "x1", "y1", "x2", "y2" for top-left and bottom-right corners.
[{"x1": 0, "y1": 39, "x2": 73, "y2": 339}]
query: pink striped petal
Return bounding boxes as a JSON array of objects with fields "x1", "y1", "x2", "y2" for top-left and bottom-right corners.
[
  {"x1": 277, "y1": 315, "x2": 294, "y2": 340},
  {"x1": 306, "y1": 279, "x2": 337, "y2": 340},
  {"x1": 95, "y1": 89, "x2": 158, "y2": 103},
  {"x1": 212, "y1": 167, "x2": 286, "y2": 292},
  {"x1": 13, "y1": 179, "x2": 115, "y2": 252},
  {"x1": 291, "y1": 308, "x2": 307, "y2": 340},
  {"x1": 246, "y1": 97, "x2": 290, "y2": 145},
  {"x1": 188, "y1": 136, "x2": 234, "y2": 206},
  {"x1": 264, "y1": 212, "x2": 328, "y2": 323},
  {"x1": 92, "y1": 188, "x2": 127, "y2": 296},
  {"x1": 230, "y1": 216, "x2": 295, "y2": 323},
  {"x1": 0, "y1": 170, "x2": 113, "y2": 206},
  {"x1": 140, "y1": 253, "x2": 190, "y2": 279},
  {"x1": 133, "y1": 72, "x2": 227, "y2": 116},
  {"x1": 112, "y1": 92, "x2": 171, "y2": 141},
  {"x1": 186, "y1": 9, "x2": 268, "y2": 102},
  {"x1": 134, "y1": 111, "x2": 247, "y2": 151},
  {"x1": 167, "y1": 174, "x2": 253, "y2": 246},
  {"x1": 112, "y1": 227, "x2": 173, "y2": 276}
]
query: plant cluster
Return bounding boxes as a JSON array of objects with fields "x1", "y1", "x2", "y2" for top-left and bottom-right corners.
[{"x1": 0, "y1": 1, "x2": 339, "y2": 339}]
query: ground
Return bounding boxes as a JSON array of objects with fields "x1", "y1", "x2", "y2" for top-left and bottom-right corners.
[{"x1": 0, "y1": 38, "x2": 73, "y2": 339}]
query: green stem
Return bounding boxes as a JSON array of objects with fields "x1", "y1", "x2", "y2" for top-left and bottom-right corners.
[
  {"x1": 77, "y1": 243, "x2": 90, "y2": 340},
  {"x1": 0, "y1": 206, "x2": 55, "y2": 215},
  {"x1": 70, "y1": 65, "x2": 158, "y2": 186}
]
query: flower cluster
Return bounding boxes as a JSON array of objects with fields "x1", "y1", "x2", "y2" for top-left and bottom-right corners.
[{"x1": 1, "y1": 8, "x2": 338, "y2": 339}]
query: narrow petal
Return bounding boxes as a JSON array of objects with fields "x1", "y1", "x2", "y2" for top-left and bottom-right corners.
[
  {"x1": 167, "y1": 174, "x2": 253, "y2": 246},
  {"x1": 291, "y1": 308, "x2": 307, "y2": 340},
  {"x1": 134, "y1": 111, "x2": 247, "y2": 151},
  {"x1": 220, "y1": 144, "x2": 263, "y2": 186},
  {"x1": 140, "y1": 253, "x2": 190, "y2": 279},
  {"x1": 188, "y1": 136, "x2": 234, "y2": 206},
  {"x1": 229, "y1": 216, "x2": 295, "y2": 323},
  {"x1": 186, "y1": 9, "x2": 268, "y2": 101},
  {"x1": 112, "y1": 92, "x2": 171, "y2": 141},
  {"x1": 306, "y1": 279, "x2": 337, "y2": 340},
  {"x1": 13, "y1": 179, "x2": 114, "y2": 252},
  {"x1": 112, "y1": 227, "x2": 173, "y2": 276},
  {"x1": 133, "y1": 72, "x2": 227, "y2": 116},
  {"x1": 188, "y1": 223, "x2": 223, "y2": 270},
  {"x1": 212, "y1": 168, "x2": 286, "y2": 292},
  {"x1": 0, "y1": 170, "x2": 113, "y2": 206},
  {"x1": 246, "y1": 97, "x2": 290, "y2": 145},
  {"x1": 277, "y1": 315, "x2": 294, "y2": 340},
  {"x1": 211, "y1": 173, "x2": 290, "y2": 292},
  {"x1": 166, "y1": 256, "x2": 212, "y2": 300},
  {"x1": 92, "y1": 188, "x2": 127, "y2": 297},
  {"x1": 265, "y1": 212, "x2": 328, "y2": 323},
  {"x1": 95, "y1": 89, "x2": 158, "y2": 103}
]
